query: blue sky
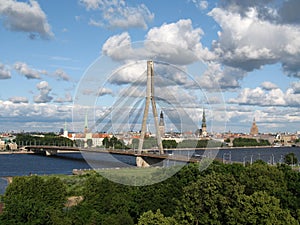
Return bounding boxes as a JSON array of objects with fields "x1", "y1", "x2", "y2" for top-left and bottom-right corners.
[{"x1": 0, "y1": 0, "x2": 300, "y2": 134}]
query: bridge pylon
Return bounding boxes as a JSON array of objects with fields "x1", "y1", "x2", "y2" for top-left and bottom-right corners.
[{"x1": 137, "y1": 61, "x2": 164, "y2": 165}]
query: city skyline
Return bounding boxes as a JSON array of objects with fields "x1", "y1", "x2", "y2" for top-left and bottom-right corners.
[{"x1": 0, "y1": 0, "x2": 300, "y2": 133}]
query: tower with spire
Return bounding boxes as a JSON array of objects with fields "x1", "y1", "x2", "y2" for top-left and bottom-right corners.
[
  {"x1": 84, "y1": 112, "x2": 89, "y2": 134},
  {"x1": 201, "y1": 109, "x2": 207, "y2": 137},
  {"x1": 159, "y1": 111, "x2": 165, "y2": 138},
  {"x1": 250, "y1": 118, "x2": 258, "y2": 136}
]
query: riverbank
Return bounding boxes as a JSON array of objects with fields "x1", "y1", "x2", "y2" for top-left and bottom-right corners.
[
  {"x1": 160, "y1": 145, "x2": 295, "y2": 151},
  {"x1": 0, "y1": 150, "x2": 33, "y2": 155}
]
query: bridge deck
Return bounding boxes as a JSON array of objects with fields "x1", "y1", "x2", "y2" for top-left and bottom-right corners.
[{"x1": 23, "y1": 145, "x2": 201, "y2": 163}]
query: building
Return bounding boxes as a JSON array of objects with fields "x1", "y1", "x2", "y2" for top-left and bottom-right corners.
[
  {"x1": 159, "y1": 111, "x2": 165, "y2": 138},
  {"x1": 201, "y1": 109, "x2": 207, "y2": 137},
  {"x1": 250, "y1": 118, "x2": 259, "y2": 136}
]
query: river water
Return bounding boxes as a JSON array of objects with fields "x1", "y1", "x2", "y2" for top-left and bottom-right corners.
[{"x1": 0, "y1": 147, "x2": 299, "y2": 194}]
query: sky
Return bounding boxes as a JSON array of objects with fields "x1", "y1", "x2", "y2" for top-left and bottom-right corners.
[{"x1": 0, "y1": 0, "x2": 300, "y2": 134}]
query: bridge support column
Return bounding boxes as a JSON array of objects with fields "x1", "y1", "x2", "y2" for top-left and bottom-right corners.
[
  {"x1": 45, "y1": 150, "x2": 57, "y2": 156},
  {"x1": 136, "y1": 156, "x2": 164, "y2": 167},
  {"x1": 136, "y1": 156, "x2": 150, "y2": 168}
]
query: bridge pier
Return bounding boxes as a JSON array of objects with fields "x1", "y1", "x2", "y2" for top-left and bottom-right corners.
[
  {"x1": 136, "y1": 156, "x2": 164, "y2": 168},
  {"x1": 136, "y1": 156, "x2": 150, "y2": 168},
  {"x1": 45, "y1": 149, "x2": 58, "y2": 156}
]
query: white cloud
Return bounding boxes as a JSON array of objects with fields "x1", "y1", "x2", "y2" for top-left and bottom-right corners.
[
  {"x1": 0, "y1": 63, "x2": 11, "y2": 79},
  {"x1": 146, "y1": 19, "x2": 213, "y2": 62},
  {"x1": 291, "y1": 82, "x2": 300, "y2": 94},
  {"x1": 54, "y1": 69, "x2": 71, "y2": 81},
  {"x1": 14, "y1": 62, "x2": 43, "y2": 79},
  {"x1": 191, "y1": 0, "x2": 208, "y2": 10},
  {"x1": 228, "y1": 85, "x2": 300, "y2": 107},
  {"x1": 102, "y1": 19, "x2": 213, "y2": 65},
  {"x1": 80, "y1": 0, "x2": 154, "y2": 29},
  {"x1": 221, "y1": 105, "x2": 300, "y2": 133},
  {"x1": 209, "y1": 7, "x2": 300, "y2": 77},
  {"x1": 54, "y1": 93, "x2": 73, "y2": 103},
  {"x1": 0, "y1": 100, "x2": 73, "y2": 132},
  {"x1": 0, "y1": 0, "x2": 54, "y2": 39},
  {"x1": 98, "y1": 87, "x2": 113, "y2": 96},
  {"x1": 34, "y1": 81, "x2": 53, "y2": 103},
  {"x1": 195, "y1": 62, "x2": 247, "y2": 91},
  {"x1": 8, "y1": 96, "x2": 28, "y2": 103},
  {"x1": 260, "y1": 81, "x2": 278, "y2": 90},
  {"x1": 102, "y1": 32, "x2": 132, "y2": 60}
]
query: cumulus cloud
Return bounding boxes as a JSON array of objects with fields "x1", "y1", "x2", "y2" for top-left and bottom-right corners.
[
  {"x1": 54, "y1": 93, "x2": 73, "y2": 103},
  {"x1": 34, "y1": 81, "x2": 53, "y2": 103},
  {"x1": 291, "y1": 82, "x2": 300, "y2": 94},
  {"x1": 0, "y1": 63, "x2": 11, "y2": 79},
  {"x1": 229, "y1": 85, "x2": 300, "y2": 107},
  {"x1": 8, "y1": 96, "x2": 28, "y2": 103},
  {"x1": 0, "y1": 0, "x2": 54, "y2": 39},
  {"x1": 260, "y1": 81, "x2": 278, "y2": 90},
  {"x1": 102, "y1": 32, "x2": 132, "y2": 60},
  {"x1": 14, "y1": 62, "x2": 44, "y2": 79},
  {"x1": 0, "y1": 100, "x2": 73, "y2": 131},
  {"x1": 80, "y1": 0, "x2": 154, "y2": 29},
  {"x1": 191, "y1": 0, "x2": 208, "y2": 10},
  {"x1": 102, "y1": 19, "x2": 213, "y2": 65},
  {"x1": 98, "y1": 87, "x2": 113, "y2": 96},
  {"x1": 195, "y1": 62, "x2": 247, "y2": 91},
  {"x1": 209, "y1": 6, "x2": 300, "y2": 77},
  {"x1": 54, "y1": 69, "x2": 71, "y2": 81}
]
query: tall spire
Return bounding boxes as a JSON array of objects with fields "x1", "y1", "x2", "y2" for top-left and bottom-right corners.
[
  {"x1": 84, "y1": 112, "x2": 88, "y2": 133},
  {"x1": 159, "y1": 111, "x2": 165, "y2": 138},
  {"x1": 159, "y1": 111, "x2": 164, "y2": 126},
  {"x1": 201, "y1": 108, "x2": 206, "y2": 128},
  {"x1": 201, "y1": 108, "x2": 207, "y2": 136}
]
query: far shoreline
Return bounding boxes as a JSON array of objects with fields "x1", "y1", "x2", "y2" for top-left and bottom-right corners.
[
  {"x1": 0, "y1": 145, "x2": 297, "y2": 155},
  {"x1": 0, "y1": 151, "x2": 34, "y2": 155}
]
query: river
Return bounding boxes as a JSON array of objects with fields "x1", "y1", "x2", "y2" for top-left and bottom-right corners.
[{"x1": 0, "y1": 147, "x2": 299, "y2": 194}]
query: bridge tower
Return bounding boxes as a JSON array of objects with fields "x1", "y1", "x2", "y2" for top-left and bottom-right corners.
[{"x1": 138, "y1": 61, "x2": 164, "y2": 157}]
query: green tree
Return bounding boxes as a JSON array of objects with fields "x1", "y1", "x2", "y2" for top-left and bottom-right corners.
[
  {"x1": 0, "y1": 176, "x2": 67, "y2": 225},
  {"x1": 226, "y1": 191, "x2": 298, "y2": 225},
  {"x1": 284, "y1": 152, "x2": 298, "y2": 165},
  {"x1": 239, "y1": 162, "x2": 287, "y2": 197},
  {"x1": 86, "y1": 139, "x2": 93, "y2": 147},
  {"x1": 176, "y1": 172, "x2": 244, "y2": 224},
  {"x1": 138, "y1": 209, "x2": 176, "y2": 225}
]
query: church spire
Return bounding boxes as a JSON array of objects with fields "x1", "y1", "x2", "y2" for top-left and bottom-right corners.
[
  {"x1": 201, "y1": 108, "x2": 206, "y2": 128},
  {"x1": 250, "y1": 117, "x2": 258, "y2": 136},
  {"x1": 159, "y1": 111, "x2": 165, "y2": 138},
  {"x1": 201, "y1": 108, "x2": 207, "y2": 136},
  {"x1": 84, "y1": 112, "x2": 88, "y2": 133},
  {"x1": 159, "y1": 111, "x2": 164, "y2": 126}
]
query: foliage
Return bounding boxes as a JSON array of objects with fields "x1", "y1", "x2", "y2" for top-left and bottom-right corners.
[
  {"x1": 162, "y1": 140, "x2": 178, "y2": 148},
  {"x1": 0, "y1": 176, "x2": 67, "y2": 225},
  {"x1": 284, "y1": 152, "x2": 298, "y2": 165},
  {"x1": 15, "y1": 133, "x2": 74, "y2": 147},
  {"x1": 1, "y1": 160, "x2": 300, "y2": 224},
  {"x1": 138, "y1": 209, "x2": 176, "y2": 225},
  {"x1": 175, "y1": 172, "x2": 244, "y2": 224},
  {"x1": 102, "y1": 136, "x2": 128, "y2": 149},
  {"x1": 226, "y1": 191, "x2": 298, "y2": 225},
  {"x1": 233, "y1": 137, "x2": 270, "y2": 147}
]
